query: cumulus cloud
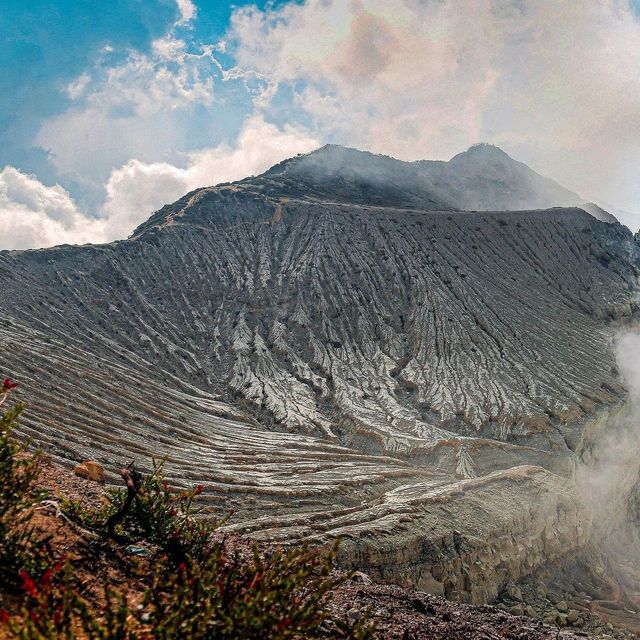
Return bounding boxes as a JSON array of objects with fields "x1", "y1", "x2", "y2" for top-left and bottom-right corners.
[
  {"x1": 66, "y1": 73, "x2": 91, "y2": 100},
  {"x1": 228, "y1": 0, "x2": 640, "y2": 221},
  {"x1": 0, "y1": 167, "x2": 106, "y2": 250},
  {"x1": 175, "y1": 0, "x2": 197, "y2": 25},
  {"x1": 0, "y1": 116, "x2": 319, "y2": 250}
]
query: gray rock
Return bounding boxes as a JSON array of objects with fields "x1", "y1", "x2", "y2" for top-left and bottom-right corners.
[
  {"x1": 347, "y1": 608, "x2": 362, "y2": 622},
  {"x1": 505, "y1": 585, "x2": 523, "y2": 601},
  {"x1": 555, "y1": 613, "x2": 568, "y2": 627},
  {"x1": 350, "y1": 571, "x2": 372, "y2": 585},
  {"x1": 535, "y1": 586, "x2": 548, "y2": 601},
  {"x1": 567, "y1": 609, "x2": 580, "y2": 624}
]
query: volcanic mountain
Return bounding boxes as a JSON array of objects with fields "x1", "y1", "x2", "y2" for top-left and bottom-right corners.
[{"x1": 0, "y1": 144, "x2": 638, "y2": 603}]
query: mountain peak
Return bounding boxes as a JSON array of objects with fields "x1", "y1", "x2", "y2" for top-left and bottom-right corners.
[
  {"x1": 258, "y1": 144, "x2": 452, "y2": 210},
  {"x1": 449, "y1": 143, "x2": 513, "y2": 164},
  {"x1": 263, "y1": 144, "x2": 399, "y2": 178}
]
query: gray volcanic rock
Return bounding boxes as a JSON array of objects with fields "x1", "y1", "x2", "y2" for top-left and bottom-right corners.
[{"x1": 0, "y1": 146, "x2": 638, "y2": 602}]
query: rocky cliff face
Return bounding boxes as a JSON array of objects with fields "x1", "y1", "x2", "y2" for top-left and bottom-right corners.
[{"x1": 0, "y1": 145, "x2": 638, "y2": 602}]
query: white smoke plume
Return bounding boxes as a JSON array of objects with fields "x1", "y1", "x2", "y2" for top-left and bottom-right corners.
[{"x1": 576, "y1": 329, "x2": 640, "y2": 540}]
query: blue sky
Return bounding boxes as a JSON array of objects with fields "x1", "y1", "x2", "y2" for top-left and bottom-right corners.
[
  {"x1": 0, "y1": 0, "x2": 289, "y2": 192},
  {"x1": 2, "y1": 0, "x2": 640, "y2": 249}
]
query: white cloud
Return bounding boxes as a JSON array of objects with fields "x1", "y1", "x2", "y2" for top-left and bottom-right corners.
[
  {"x1": 37, "y1": 36, "x2": 217, "y2": 182},
  {"x1": 66, "y1": 72, "x2": 91, "y2": 100},
  {"x1": 228, "y1": 0, "x2": 640, "y2": 218},
  {"x1": 0, "y1": 167, "x2": 107, "y2": 250},
  {"x1": 101, "y1": 160, "x2": 189, "y2": 239},
  {"x1": 175, "y1": 0, "x2": 197, "y2": 25}
]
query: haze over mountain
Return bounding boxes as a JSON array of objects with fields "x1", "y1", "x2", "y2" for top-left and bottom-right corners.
[
  {"x1": 220, "y1": 144, "x2": 618, "y2": 223},
  {"x1": 1, "y1": 145, "x2": 638, "y2": 603}
]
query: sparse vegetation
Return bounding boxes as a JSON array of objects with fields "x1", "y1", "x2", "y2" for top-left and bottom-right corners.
[
  {"x1": 0, "y1": 382, "x2": 374, "y2": 639},
  {"x1": 0, "y1": 393, "x2": 48, "y2": 590},
  {"x1": 63, "y1": 457, "x2": 215, "y2": 563}
]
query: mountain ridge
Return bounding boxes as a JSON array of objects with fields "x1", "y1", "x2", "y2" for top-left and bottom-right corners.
[{"x1": 130, "y1": 143, "x2": 617, "y2": 238}]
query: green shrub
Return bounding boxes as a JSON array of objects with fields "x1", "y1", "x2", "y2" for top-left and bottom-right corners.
[
  {"x1": 6, "y1": 559, "x2": 135, "y2": 640},
  {"x1": 7, "y1": 559, "x2": 78, "y2": 640},
  {"x1": 142, "y1": 542, "x2": 373, "y2": 640},
  {"x1": 64, "y1": 457, "x2": 217, "y2": 562},
  {"x1": 0, "y1": 401, "x2": 48, "y2": 589}
]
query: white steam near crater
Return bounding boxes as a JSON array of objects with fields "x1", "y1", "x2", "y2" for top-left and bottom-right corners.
[{"x1": 576, "y1": 330, "x2": 640, "y2": 545}]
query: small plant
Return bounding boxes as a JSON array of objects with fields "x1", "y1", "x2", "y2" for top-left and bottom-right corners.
[
  {"x1": 5, "y1": 558, "x2": 136, "y2": 640},
  {"x1": 64, "y1": 457, "x2": 216, "y2": 562},
  {"x1": 142, "y1": 542, "x2": 374, "y2": 640},
  {"x1": 7, "y1": 559, "x2": 77, "y2": 640},
  {"x1": 112, "y1": 458, "x2": 213, "y2": 561},
  {"x1": 0, "y1": 381, "x2": 49, "y2": 589}
]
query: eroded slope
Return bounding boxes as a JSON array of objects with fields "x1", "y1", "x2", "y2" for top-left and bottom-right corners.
[{"x1": 0, "y1": 154, "x2": 638, "y2": 601}]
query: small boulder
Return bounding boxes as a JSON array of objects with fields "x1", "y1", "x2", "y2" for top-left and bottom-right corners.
[
  {"x1": 351, "y1": 571, "x2": 372, "y2": 585},
  {"x1": 505, "y1": 585, "x2": 523, "y2": 601},
  {"x1": 567, "y1": 609, "x2": 580, "y2": 624},
  {"x1": 74, "y1": 463, "x2": 90, "y2": 479},
  {"x1": 509, "y1": 604, "x2": 524, "y2": 616},
  {"x1": 556, "y1": 600, "x2": 568, "y2": 613},
  {"x1": 347, "y1": 608, "x2": 362, "y2": 622},
  {"x1": 125, "y1": 545, "x2": 150, "y2": 557},
  {"x1": 74, "y1": 460, "x2": 104, "y2": 482}
]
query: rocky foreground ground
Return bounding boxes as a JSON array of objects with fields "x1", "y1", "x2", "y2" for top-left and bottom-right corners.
[{"x1": 1, "y1": 455, "x2": 637, "y2": 640}]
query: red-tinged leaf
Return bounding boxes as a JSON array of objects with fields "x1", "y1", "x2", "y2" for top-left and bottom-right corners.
[
  {"x1": 2, "y1": 378, "x2": 18, "y2": 391},
  {"x1": 249, "y1": 572, "x2": 262, "y2": 590},
  {"x1": 277, "y1": 616, "x2": 293, "y2": 630},
  {"x1": 39, "y1": 568, "x2": 53, "y2": 588},
  {"x1": 19, "y1": 570, "x2": 39, "y2": 598}
]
